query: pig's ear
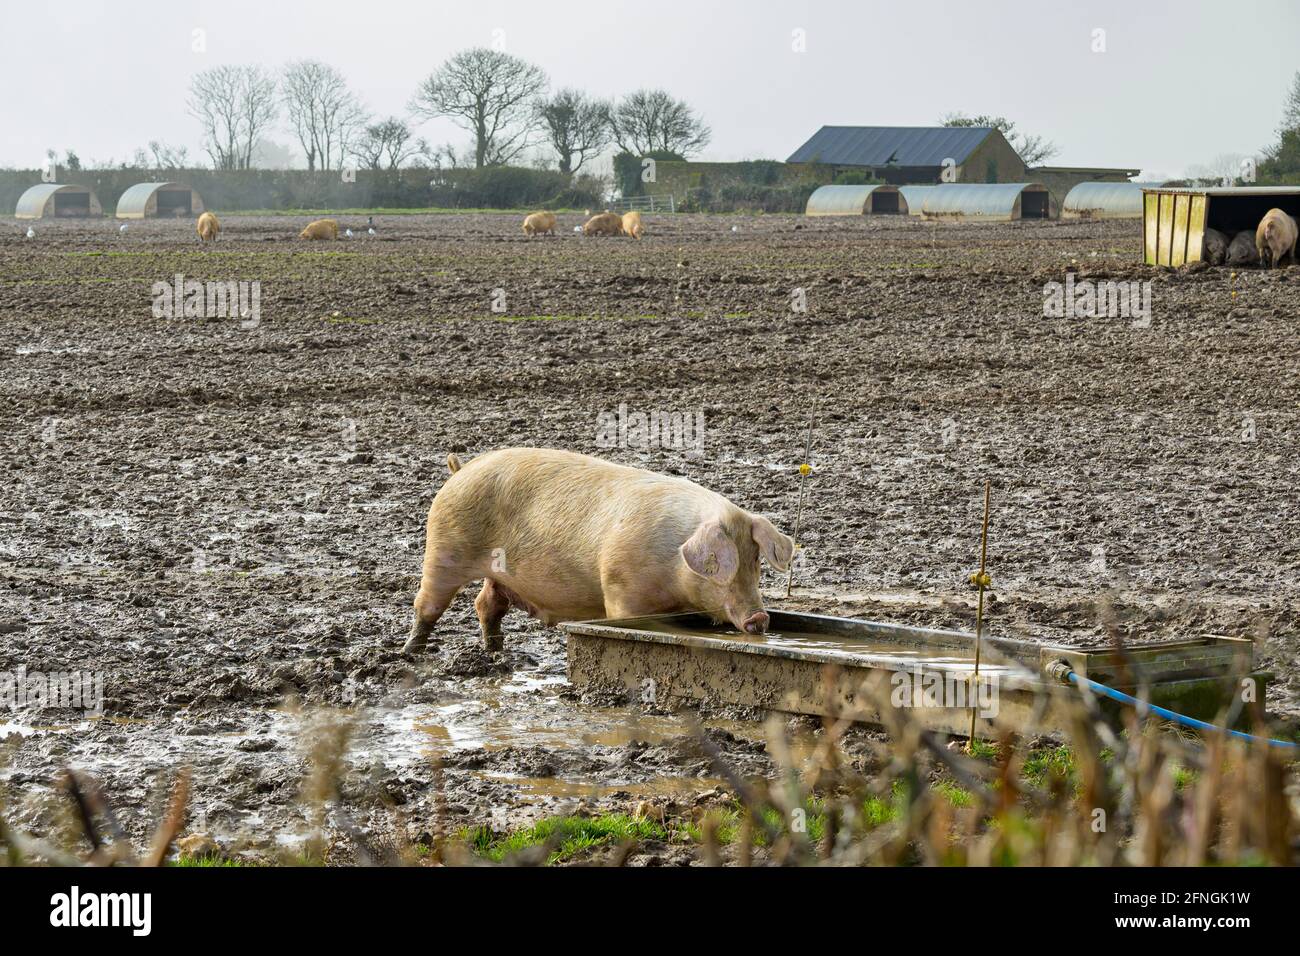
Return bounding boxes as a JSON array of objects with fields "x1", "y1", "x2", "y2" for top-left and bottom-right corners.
[
  {"x1": 752, "y1": 515, "x2": 794, "y2": 571},
  {"x1": 680, "y1": 521, "x2": 739, "y2": 583}
]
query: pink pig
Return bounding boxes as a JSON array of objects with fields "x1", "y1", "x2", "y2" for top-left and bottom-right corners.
[{"x1": 405, "y1": 448, "x2": 794, "y2": 652}]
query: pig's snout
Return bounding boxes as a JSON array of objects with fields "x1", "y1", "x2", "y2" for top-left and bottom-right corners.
[{"x1": 741, "y1": 610, "x2": 769, "y2": 634}]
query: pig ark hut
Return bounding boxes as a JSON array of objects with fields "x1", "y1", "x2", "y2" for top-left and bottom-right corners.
[
  {"x1": 1142, "y1": 186, "x2": 1300, "y2": 266},
  {"x1": 805, "y1": 184, "x2": 907, "y2": 215},
  {"x1": 115, "y1": 182, "x2": 205, "y2": 219},
  {"x1": 15, "y1": 183, "x2": 103, "y2": 219},
  {"x1": 898, "y1": 185, "x2": 936, "y2": 216},
  {"x1": 1062, "y1": 181, "x2": 1144, "y2": 220},
  {"x1": 920, "y1": 182, "x2": 1053, "y2": 221}
]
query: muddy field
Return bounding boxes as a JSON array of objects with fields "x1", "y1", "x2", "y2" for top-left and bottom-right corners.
[{"x1": 1, "y1": 211, "x2": 1297, "y2": 863}]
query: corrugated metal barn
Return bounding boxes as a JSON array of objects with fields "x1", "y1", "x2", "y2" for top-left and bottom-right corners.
[
  {"x1": 15, "y1": 183, "x2": 103, "y2": 219},
  {"x1": 1062, "y1": 182, "x2": 1144, "y2": 220},
  {"x1": 921, "y1": 183, "x2": 1053, "y2": 221},
  {"x1": 805, "y1": 184, "x2": 906, "y2": 215},
  {"x1": 787, "y1": 126, "x2": 1028, "y2": 185},
  {"x1": 115, "y1": 182, "x2": 205, "y2": 219}
]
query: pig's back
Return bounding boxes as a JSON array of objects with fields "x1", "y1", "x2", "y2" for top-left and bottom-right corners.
[{"x1": 435, "y1": 448, "x2": 719, "y2": 550}]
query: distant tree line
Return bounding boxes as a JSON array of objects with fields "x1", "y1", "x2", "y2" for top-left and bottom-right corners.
[
  {"x1": 166, "y1": 47, "x2": 711, "y2": 189},
  {"x1": 1258, "y1": 71, "x2": 1300, "y2": 183}
]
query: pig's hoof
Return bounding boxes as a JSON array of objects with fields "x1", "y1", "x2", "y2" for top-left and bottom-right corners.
[{"x1": 403, "y1": 623, "x2": 431, "y2": 654}]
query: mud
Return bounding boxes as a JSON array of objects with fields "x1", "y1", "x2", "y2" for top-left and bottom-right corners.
[{"x1": 2, "y1": 212, "x2": 1297, "y2": 861}]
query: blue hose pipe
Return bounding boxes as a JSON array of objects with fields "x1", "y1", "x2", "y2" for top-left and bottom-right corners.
[{"x1": 1054, "y1": 665, "x2": 1299, "y2": 750}]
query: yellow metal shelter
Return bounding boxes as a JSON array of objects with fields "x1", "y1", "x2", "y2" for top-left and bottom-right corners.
[{"x1": 1142, "y1": 187, "x2": 1300, "y2": 266}]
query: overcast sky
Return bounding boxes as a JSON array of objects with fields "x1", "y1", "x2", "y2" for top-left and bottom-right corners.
[{"x1": 7, "y1": 0, "x2": 1298, "y2": 178}]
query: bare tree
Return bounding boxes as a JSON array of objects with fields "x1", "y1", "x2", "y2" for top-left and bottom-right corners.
[
  {"x1": 282, "y1": 60, "x2": 368, "y2": 171},
  {"x1": 940, "y1": 112, "x2": 1059, "y2": 167},
  {"x1": 535, "y1": 89, "x2": 611, "y2": 174},
  {"x1": 1186, "y1": 153, "x2": 1255, "y2": 186},
  {"x1": 409, "y1": 48, "x2": 547, "y2": 167},
  {"x1": 147, "y1": 141, "x2": 190, "y2": 169},
  {"x1": 354, "y1": 117, "x2": 431, "y2": 170},
  {"x1": 189, "y1": 65, "x2": 279, "y2": 169},
  {"x1": 1282, "y1": 70, "x2": 1300, "y2": 133},
  {"x1": 609, "y1": 89, "x2": 711, "y2": 157}
]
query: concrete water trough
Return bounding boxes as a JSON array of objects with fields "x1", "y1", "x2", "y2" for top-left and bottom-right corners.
[{"x1": 564, "y1": 610, "x2": 1266, "y2": 739}]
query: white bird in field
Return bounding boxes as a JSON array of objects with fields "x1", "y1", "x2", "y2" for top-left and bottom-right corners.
[
  {"x1": 731, "y1": 225, "x2": 739, "y2": 232},
  {"x1": 367, "y1": 227, "x2": 376, "y2": 236},
  {"x1": 119, "y1": 223, "x2": 129, "y2": 234},
  {"x1": 345, "y1": 228, "x2": 353, "y2": 238},
  {"x1": 367, "y1": 216, "x2": 376, "y2": 236},
  {"x1": 573, "y1": 225, "x2": 582, "y2": 233},
  {"x1": 26, "y1": 226, "x2": 35, "y2": 239}
]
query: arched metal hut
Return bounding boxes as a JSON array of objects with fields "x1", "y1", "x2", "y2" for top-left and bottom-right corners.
[
  {"x1": 115, "y1": 182, "x2": 205, "y2": 219},
  {"x1": 15, "y1": 183, "x2": 103, "y2": 219},
  {"x1": 920, "y1": 183, "x2": 1053, "y2": 221},
  {"x1": 805, "y1": 184, "x2": 906, "y2": 215},
  {"x1": 1062, "y1": 181, "x2": 1142, "y2": 220},
  {"x1": 898, "y1": 185, "x2": 936, "y2": 217}
]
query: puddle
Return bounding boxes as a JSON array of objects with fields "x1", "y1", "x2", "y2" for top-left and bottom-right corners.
[{"x1": 411, "y1": 670, "x2": 762, "y2": 756}]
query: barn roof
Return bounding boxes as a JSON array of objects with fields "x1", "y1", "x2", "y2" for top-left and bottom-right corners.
[{"x1": 787, "y1": 126, "x2": 996, "y2": 167}]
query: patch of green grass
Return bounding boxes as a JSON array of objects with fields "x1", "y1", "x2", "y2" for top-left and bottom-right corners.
[
  {"x1": 1172, "y1": 765, "x2": 1199, "y2": 792},
  {"x1": 933, "y1": 780, "x2": 975, "y2": 808},
  {"x1": 465, "y1": 813, "x2": 668, "y2": 864},
  {"x1": 967, "y1": 739, "x2": 1001, "y2": 761},
  {"x1": 463, "y1": 778, "x2": 971, "y2": 864},
  {"x1": 1021, "y1": 747, "x2": 1076, "y2": 788},
  {"x1": 861, "y1": 794, "x2": 900, "y2": 827},
  {"x1": 172, "y1": 853, "x2": 250, "y2": 867}
]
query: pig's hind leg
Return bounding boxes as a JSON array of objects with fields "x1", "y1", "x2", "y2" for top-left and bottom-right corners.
[
  {"x1": 404, "y1": 555, "x2": 470, "y2": 654},
  {"x1": 474, "y1": 579, "x2": 512, "y2": 652}
]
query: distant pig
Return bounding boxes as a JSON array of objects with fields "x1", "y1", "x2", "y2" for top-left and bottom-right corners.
[
  {"x1": 582, "y1": 211, "x2": 623, "y2": 236},
  {"x1": 196, "y1": 211, "x2": 220, "y2": 243},
  {"x1": 1201, "y1": 227, "x2": 1228, "y2": 266},
  {"x1": 1255, "y1": 208, "x2": 1298, "y2": 269},
  {"x1": 300, "y1": 218, "x2": 339, "y2": 240},
  {"x1": 405, "y1": 448, "x2": 794, "y2": 653},
  {"x1": 1226, "y1": 230, "x2": 1259, "y2": 267},
  {"x1": 621, "y1": 210, "x2": 644, "y2": 239},
  {"x1": 522, "y1": 211, "x2": 556, "y2": 236}
]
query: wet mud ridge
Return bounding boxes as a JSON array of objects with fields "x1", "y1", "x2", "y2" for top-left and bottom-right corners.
[{"x1": 1, "y1": 213, "x2": 1297, "y2": 859}]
